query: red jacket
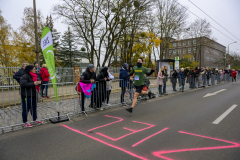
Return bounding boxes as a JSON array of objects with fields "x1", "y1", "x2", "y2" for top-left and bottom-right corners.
[
  {"x1": 231, "y1": 71, "x2": 237, "y2": 77},
  {"x1": 40, "y1": 67, "x2": 50, "y2": 81}
]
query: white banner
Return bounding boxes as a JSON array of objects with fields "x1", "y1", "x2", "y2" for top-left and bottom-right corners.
[{"x1": 41, "y1": 31, "x2": 53, "y2": 50}]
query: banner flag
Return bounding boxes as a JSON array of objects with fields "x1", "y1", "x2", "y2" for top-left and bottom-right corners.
[{"x1": 41, "y1": 27, "x2": 58, "y2": 103}]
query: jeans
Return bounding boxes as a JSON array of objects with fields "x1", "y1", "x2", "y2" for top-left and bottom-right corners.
[
  {"x1": 22, "y1": 97, "x2": 37, "y2": 123},
  {"x1": 121, "y1": 87, "x2": 126, "y2": 103},
  {"x1": 163, "y1": 81, "x2": 166, "y2": 94},
  {"x1": 172, "y1": 83, "x2": 176, "y2": 91},
  {"x1": 81, "y1": 89, "x2": 96, "y2": 111},
  {"x1": 41, "y1": 81, "x2": 49, "y2": 97},
  {"x1": 158, "y1": 85, "x2": 162, "y2": 95},
  {"x1": 106, "y1": 90, "x2": 111, "y2": 104}
]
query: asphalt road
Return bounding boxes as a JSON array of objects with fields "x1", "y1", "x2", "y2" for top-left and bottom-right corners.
[{"x1": 0, "y1": 81, "x2": 240, "y2": 160}]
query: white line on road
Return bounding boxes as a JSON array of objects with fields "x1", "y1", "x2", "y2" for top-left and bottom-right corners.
[
  {"x1": 212, "y1": 104, "x2": 237, "y2": 124},
  {"x1": 203, "y1": 89, "x2": 226, "y2": 98}
]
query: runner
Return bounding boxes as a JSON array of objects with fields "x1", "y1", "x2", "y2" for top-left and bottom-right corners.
[{"x1": 125, "y1": 58, "x2": 155, "y2": 113}]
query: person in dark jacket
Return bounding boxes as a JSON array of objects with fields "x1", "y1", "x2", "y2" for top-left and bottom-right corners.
[
  {"x1": 20, "y1": 65, "x2": 42, "y2": 127},
  {"x1": 40, "y1": 64, "x2": 50, "y2": 98},
  {"x1": 189, "y1": 69, "x2": 194, "y2": 89},
  {"x1": 78, "y1": 64, "x2": 97, "y2": 112},
  {"x1": 34, "y1": 62, "x2": 41, "y2": 77},
  {"x1": 13, "y1": 63, "x2": 27, "y2": 84},
  {"x1": 179, "y1": 68, "x2": 186, "y2": 92},
  {"x1": 194, "y1": 67, "x2": 199, "y2": 89},
  {"x1": 171, "y1": 70, "x2": 178, "y2": 91},
  {"x1": 119, "y1": 63, "x2": 129, "y2": 106},
  {"x1": 96, "y1": 67, "x2": 109, "y2": 110}
]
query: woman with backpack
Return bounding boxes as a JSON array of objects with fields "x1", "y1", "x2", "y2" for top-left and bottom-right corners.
[{"x1": 40, "y1": 64, "x2": 50, "y2": 98}]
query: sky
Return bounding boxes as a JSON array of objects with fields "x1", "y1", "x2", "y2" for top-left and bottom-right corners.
[{"x1": 1, "y1": 0, "x2": 240, "y2": 55}]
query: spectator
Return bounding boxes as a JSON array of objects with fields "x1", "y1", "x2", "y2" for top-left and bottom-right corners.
[
  {"x1": 13, "y1": 62, "x2": 27, "y2": 84},
  {"x1": 163, "y1": 66, "x2": 168, "y2": 95},
  {"x1": 194, "y1": 67, "x2": 199, "y2": 89},
  {"x1": 156, "y1": 67, "x2": 165, "y2": 96},
  {"x1": 206, "y1": 68, "x2": 211, "y2": 86},
  {"x1": 119, "y1": 63, "x2": 129, "y2": 106},
  {"x1": 96, "y1": 67, "x2": 109, "y2": 110},
  {"x1": 20, "y1": 65, "x2": 42, "y2": 127},
  {"x1": 34, "y1": 62, "x2": 41, "y2": 77},
  {"x1": 40, "y1": 64, "x2": 50, "y2": 98},
  {"x1": 231, "y1": 69, "x2": 237, "y2": 82},
  {"x1": 105, "y1": 69, "x2": 114, "y2": 106},
  {"x1": 189, "y1": 69, "x2": 194, "y2": 89},
  {"x1": 179, "y1": 68, "x2": 185, "y2": 92},
  {"x1": 125, "y1": 65, "x2": 134, "y2": 97},
  {"x1": 76, "y1": 64, "x2": 96, "y2": 112},
  {"x1": 171, "y1": 70, "x2": 178, "y2": 92}
]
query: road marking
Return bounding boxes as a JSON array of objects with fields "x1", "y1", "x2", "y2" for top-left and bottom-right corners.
[
  {"x1": 212, "y1": 104, "x2": 237, "y2": 124},
  {"x1": 203, "y1": 89, "x2": 226, "y2": 98}
]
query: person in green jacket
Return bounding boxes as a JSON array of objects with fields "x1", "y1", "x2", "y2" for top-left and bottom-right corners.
[{"x1": 125, "y1": 58, "x2": 155, "y2": 113}]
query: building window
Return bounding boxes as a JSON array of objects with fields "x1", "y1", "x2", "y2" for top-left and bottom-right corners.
[
  {"x1": 178, "y1": 42, "x2": 181, "y2": 46},
  {"x1": 173, "y1": 50, "x2": 176, "y2": 55},
  {"x1": 169, "y1": 50, "x2": 172, "y2": 55},
  {"x1": 188, "y1": 48, "x2": 191, "y2": 53},
  {"x1": 178, "y1": 49, "x2": 181, "y2": 54},
  {"x1": 193, "y1": 39, "x2": 196, "y2": 44},
  {"x1": 183, "y1": 48, "x2": 186, "y2": 54},
  {"x1": 163, "y1": 56, "x2": 165, "y2": 59},
  {"x1": 183, "y1": 42, "x2": 186, "y2": 46},
  {"x1": 188, "y1": 41, "x2": 191, "y2": 45},
  {"x1": 193, "y1": 48, "x2": 196, "y2": 53},
  {"x1": 173, "y1": 43, "x2": 176, "y2": 47}
]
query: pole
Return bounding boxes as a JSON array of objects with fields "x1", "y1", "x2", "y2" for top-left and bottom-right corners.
[{"x1": 33, "y1": 0, "x2": 39, "y2": 64}]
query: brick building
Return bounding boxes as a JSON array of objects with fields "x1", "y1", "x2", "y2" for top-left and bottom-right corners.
[{"x1": 164, "y1": 37, "x2": 226, "y2": 68}]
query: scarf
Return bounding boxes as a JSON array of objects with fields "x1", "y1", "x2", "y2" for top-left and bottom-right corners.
[{"x1": 29, "y1": 72, "x2": 40, "y2": 92}]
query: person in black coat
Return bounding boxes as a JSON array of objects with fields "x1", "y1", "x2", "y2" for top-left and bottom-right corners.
[
  {"x1": 20, "y1": 65, "x2": 42, "y2": 127},
  {"x1": 171, "y1": 70, "x2": 178, "y2": 91},
  {"x1": 96, "y1": 67, "x2": 109, "y2": 110},
  {"x1": 78, "y1": 64, "x2": 97, "y2": 111},
  {"x1": 13, "y1": 63, "x2": 27, "y2": 84}
]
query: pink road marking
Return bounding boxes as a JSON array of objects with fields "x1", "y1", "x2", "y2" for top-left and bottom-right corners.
[
  {"x1": 88, "y1": 115, "x2": 123, "y2": 131},
  {"x1": 61, "y1": 124, "x2": 149, "y2": 160},
  {"x1": 96, "y1": 120, "x2": 155, "y2": 141},
  {"x1": 152, "y1": 131, "x2": 240, "y2": 160},
  {"x1": 132, "y1": 128, "x2": 169, "y2": 147}
]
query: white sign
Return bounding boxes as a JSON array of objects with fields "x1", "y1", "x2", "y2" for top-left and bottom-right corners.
[
  {"x1": 175, "y1": 57, "x2": 179, "y2": 70},
  {"x1": 228, "y1": 65, "x2": 231, "y2": 69}
]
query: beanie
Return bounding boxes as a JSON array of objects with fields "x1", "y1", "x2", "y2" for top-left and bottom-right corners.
[
  {"x1": 123, "y1": 63, "x2": 128, "y2": 70},
  {"x1": 25, "y1": 65, "x2": 35, "y2": 73},
  {"x1": 87, "y1": 64, "x2": 95, "y2": 70}
]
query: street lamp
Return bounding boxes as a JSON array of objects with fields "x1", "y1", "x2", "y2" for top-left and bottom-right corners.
[{"x1": 225, "y1": 41, "x2": 237, "y2": 69}]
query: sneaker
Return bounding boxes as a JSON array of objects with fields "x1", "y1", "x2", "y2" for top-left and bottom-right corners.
[
  {"x1": 125, "y1": 107, "x2": 133, "y2": 113},
  {"x1": 100, "y1": 108, "x2": 104, "y2": 111},
  {"x1": 33, "y1": 119, "x2": 43, "y2": 124},
  {"x1": 23, "y1": 122, "x2": 33, "y2": 128},
  {"x1": 105, "y1": 103, "x2": 111, "y2": 106},
  {"x1": 164, "y1": 93, "x2": 168, "y2": 95},
  {"x1": 122, "y1": 102, "x2": 127, "y2": 106},
  {"x1": 148, "y1": 91, "x2": 152, "y2": 99},
  {"x1": 41, "y1": 96, "x2": 45, "y2": 98},
  {"x1": 46, "y1": 96, "x2": 49, "y2": 98}
]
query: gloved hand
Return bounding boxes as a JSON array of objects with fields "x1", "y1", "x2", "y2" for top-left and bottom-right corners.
[{"x1": 151, "y1": 69, "x2": 155, "y2": 73}]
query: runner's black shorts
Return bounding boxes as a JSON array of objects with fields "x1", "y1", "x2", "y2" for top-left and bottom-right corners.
[{"x1": 134, "y1": 85, "x2": 144, "y2": 93}]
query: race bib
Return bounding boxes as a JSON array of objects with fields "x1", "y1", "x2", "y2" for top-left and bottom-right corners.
[{"x1": 134, "y1": 75, "x2": 139, "y2": 80}]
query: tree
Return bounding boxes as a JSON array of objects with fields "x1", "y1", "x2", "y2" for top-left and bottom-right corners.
[
  {"x1": 53, "y1": 0, "x2": 155, "y2": 67},
  {"x1": 180, "y1": 54, "x2": 199, "y2": 69},
  {"x1": 19, "y1": 7, "x2": 45, "y2": 65},
  {"x1": 58, "y1": 27, "x2": 79, "y2": 67},
  {"x1": 185, "y1": 19, "x2": 214, "y2": 67},
  {"x1": 156, "y1": 0, "x2": 189, "y2": 60},
  {"x1": 0, "y1": 10, "x2": 17, "y2": 66}
]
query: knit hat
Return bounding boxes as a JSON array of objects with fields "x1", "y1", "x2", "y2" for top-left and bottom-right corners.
[
  {"x1": 123, "y1": 63, "x2": 128, "y2": 70},
  {"x1": 87, "y1": 64, "x2": 95, "y2": 70},
  {"x1": 181, "y1": 68, "x2": 184, "y2": 70},
  {"x1": 25, "y1": 65, "x2": 35, "y2": 73}
]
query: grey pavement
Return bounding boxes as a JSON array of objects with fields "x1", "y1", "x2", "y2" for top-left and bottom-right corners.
[{"x1": 0, "y1": 79, "x2": 240, "y2": 160}]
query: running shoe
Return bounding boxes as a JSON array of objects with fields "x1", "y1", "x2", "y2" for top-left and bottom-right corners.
[
  {"x1": 23, "y1": 122, "x2": 33, "y2": 128},
  {"x1": 125, "y1": 107, "x2": 133, "y2": 113}
]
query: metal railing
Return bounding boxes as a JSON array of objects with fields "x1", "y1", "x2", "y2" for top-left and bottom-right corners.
[{"x1": 1, "y1": 73, "x2": 239, "y2": 133}]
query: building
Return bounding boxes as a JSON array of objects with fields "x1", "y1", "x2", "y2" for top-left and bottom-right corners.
[{"x1": 164, "y1": 37, "x2": 226, "y2": 68}]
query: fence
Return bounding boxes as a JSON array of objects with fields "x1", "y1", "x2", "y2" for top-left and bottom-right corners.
[{"x1": 1, "y1": 73, "x2": 239, "y2": 133}]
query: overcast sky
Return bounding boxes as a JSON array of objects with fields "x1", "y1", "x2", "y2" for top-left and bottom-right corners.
[{"x1": 1, "y1": 0, "x2": 240, "y2": 54}]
